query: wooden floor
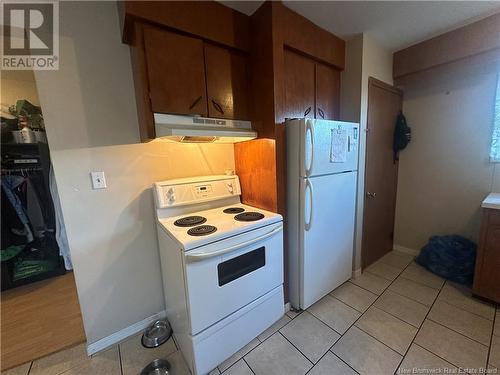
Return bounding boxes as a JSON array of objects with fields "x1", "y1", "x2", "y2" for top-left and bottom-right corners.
[{"x1": 1, "y1": 272, "x2": 86, "y2": 371}]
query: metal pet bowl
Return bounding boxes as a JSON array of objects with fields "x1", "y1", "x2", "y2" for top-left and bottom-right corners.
[
  {"x1": 142, "y1": 319, "x2": 173, "y2": 349},
  {"x1": 140, "y1": 359, "x2": 171, "y2": 375}
]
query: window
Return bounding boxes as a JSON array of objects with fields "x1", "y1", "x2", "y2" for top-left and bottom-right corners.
[{"x1": 491, "y1": 73, "x2": 500, "y2": 162}]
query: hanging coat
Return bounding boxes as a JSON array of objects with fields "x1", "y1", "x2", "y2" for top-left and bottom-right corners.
[{"x1": 393, "y1": 112, "x2": 412, "y2": 161}]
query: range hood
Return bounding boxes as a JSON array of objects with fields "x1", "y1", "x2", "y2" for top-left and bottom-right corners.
[{"x1": 154, "y1": 113, "x2": 257, "y2": 143}]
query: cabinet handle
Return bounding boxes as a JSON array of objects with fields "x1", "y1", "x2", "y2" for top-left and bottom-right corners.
[
  {"x1": 304, "y1": 106, "x2": 311, "y2": 117},
  {"x1": 211, "y1": 99, "x2": 224, "y2": 115},
  {"x1": 317, "y1": 107, "x2": 325, "y2": 119},
  {"x1": 189, "y1": 96, "x2": 203, "y2": 110}
]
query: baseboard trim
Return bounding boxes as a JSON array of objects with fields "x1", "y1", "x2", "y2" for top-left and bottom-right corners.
[
  {"x1": 352, "y1": 268, "x2": 362, "y2": 278},
  {"x1": 88, "y1": 301, "x2": 293, "y2": 356},
  {"x1": 393, "y1": 244, "x2": 419, "y2": 256},
  {"x1": 86, "y1": 310, "x2": 167, "y2": 356}
]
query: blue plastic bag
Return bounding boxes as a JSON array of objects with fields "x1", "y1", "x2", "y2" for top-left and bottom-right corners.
[{"x1": 416, "y1": 235, "x2": 477, "y2": 286}]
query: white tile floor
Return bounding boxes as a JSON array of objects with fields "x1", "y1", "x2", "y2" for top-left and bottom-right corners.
[{"x1": 5, "y1": 251, "x2": 499, "y2": 375}]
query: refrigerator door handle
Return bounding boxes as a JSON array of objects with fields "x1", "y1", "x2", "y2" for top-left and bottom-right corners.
[
  {"x1": 305, "y1": 120, "x2": 314, "y2": 176},
  {"x1": 305, "y1": 179, "x2": 313, "y2": 231}
]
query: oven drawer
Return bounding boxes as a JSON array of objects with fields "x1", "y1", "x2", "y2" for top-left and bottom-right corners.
[
  {"x1": 191, "y1": 286, "x2": 284, "y2": 375},
  {"x1": 184, "y1": 222, "x2": 284, "y2": 335}
]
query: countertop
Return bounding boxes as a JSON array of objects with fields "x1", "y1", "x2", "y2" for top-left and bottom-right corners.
[{"x1": 482, "y1": 193, "x2": 500, "y2": 210}]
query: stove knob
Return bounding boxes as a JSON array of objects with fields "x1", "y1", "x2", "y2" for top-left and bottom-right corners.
[
  {"x1": 227, "y1": 183, "x2": 234, "y2": 194},
  {"x1": 169, "y1": 194, "x2": 176, "y2": 202},
  {"x1": 165, "y1": 188, "x2": 175, "y2": 201}
]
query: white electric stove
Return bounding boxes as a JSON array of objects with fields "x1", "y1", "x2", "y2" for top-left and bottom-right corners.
[{"x1": 154, "y1": 175, "x2": 284, "y2": 375}]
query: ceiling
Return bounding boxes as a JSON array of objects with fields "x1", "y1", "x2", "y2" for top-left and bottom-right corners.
[{"x1": 221, "y1": 1, "x2": 500, "y2": 51}]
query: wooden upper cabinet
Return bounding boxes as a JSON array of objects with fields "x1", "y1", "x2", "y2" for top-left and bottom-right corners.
[
  {"x1": 284, "y1": 49, "x2": 315, "y2": 119},
  {"x1": 204, "y1": 44, "x2": 249, "y2": 120},
  {"x1": 143, "y1": 26, "x2": 208, "y2": 116},
  {"x1": 315, "y1": 63, "x2": 340, "y2": 120},
  {"x1": 284, "y1": 49, "x2": 340, "y2": 121}
]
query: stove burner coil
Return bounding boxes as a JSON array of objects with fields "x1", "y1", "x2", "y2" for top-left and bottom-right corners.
[
  {"x1": 234, "y1": 212, "x2": 265, "y2": 222},
  {"x1": 187, "y1": 225, "x2": 217, "y2": 236},
  {"x1": 223, "y1": 207, "x2": 245, "y2": 214},
  {"x1": 174, "y1": 216, "x2": 207, "y2": 227}
]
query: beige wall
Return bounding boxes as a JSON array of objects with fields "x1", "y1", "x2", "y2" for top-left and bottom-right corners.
[
  {"x1": 394, "y1": 70, "x2": 498, "y2": 252},
  {"x1": 1, "y1": 70, "x2": 41, "y2": 112},
  {"x1": 340, "y1": 33, "x2": 394, "y2": 273},
  {"x1": 33, "y1": 1, "x2": 235, "y2": 346}
]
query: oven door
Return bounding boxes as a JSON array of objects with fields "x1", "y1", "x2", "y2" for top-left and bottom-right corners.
[{"x1": 184, "y1": 222, "x2": 283, "y2": 335}]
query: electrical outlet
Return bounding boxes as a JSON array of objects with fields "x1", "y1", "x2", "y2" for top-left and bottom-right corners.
[{"x1": 91, "y1": 171, "x2": 107, "y2": 189}]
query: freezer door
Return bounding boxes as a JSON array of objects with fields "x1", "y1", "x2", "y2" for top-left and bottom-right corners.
[
  {"x1": 299, "y1": 172, "x2": 356, "y2": 309},
  {"x1": 300, "y1": 119, "x2": 359, "y2": 177}
]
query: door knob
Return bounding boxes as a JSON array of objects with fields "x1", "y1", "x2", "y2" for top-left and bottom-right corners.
[{"x1": 366, "y1": 192, "x2": 377, "y2": 198}]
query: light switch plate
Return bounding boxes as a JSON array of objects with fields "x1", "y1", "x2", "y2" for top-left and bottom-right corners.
[{"x1": 91, "y1": 171, "x2": 107, "y2": 189}]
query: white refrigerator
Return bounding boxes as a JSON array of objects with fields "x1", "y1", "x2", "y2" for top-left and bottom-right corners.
[{"x1": 286, "y1": 118, "x2": 359, "y2": 310}]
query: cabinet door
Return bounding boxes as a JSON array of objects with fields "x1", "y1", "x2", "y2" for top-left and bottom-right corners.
[
  {"x1": 284, "y1": 49, "x2": 315, "y2": 119},
  {"x1": 478, "y1": 225, "x2": 500, "y2": 301},
  {"x1": 474, "y1": 210, "x2": 500, "y2": 302},
  {"x1": 315, "y1": 63, "x2": 340, "y2": 120},
  {"x1": 143, "y1": 26, "x2": 208, "y2": 116},
  {"x1": 205, "y1": 43, "x2": 249, "y2": 120}
]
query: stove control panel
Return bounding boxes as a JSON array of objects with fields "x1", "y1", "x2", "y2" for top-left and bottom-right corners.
[
  {"x1": 154, "y1": 175, "x2": 241, "y2": 208},
  {"x1": 195, "y1": 184, "x2": 212, "y2": 198}
]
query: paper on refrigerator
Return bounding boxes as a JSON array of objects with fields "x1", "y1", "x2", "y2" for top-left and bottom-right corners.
[{"x1": 330, "y1": 127, "x2": 348, "y2": 163}]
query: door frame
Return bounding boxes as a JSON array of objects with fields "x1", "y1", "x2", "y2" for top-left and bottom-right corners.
[{"x1": 361, "y1": 77, "x2": 403, "y2": 269}]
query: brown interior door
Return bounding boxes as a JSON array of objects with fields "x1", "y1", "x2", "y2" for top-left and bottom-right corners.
[
  {"x1": 283, "y1": 49, "x2": 315, "y2": 119},
  {"x1": 315, "y1": 63, "x2": 340, "y2": 120},
  {"x1": 143, "y1": 26, "x2": 207, "y2": 116},
  {"x1": 362, "y1": 78, "x2": 403, "y2": 269},
  {"x1": 205, "y1": 43, "x2": 250, "y2": 120}
]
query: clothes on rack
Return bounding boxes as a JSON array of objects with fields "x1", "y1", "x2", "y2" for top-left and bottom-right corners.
[
  {"x1": 28, "y1": 170, "x2": 56, "y2": 231},
  {"x1": 26, "y1": 178, "x2": 47, "y2": 237},
  {"x1": 1, "y1": 175, "x2": 34, "y2": 243},
  {"x1": 49, "y1": 166, "x2": 72, "y2": 270},
  {"x1": 1, "y1": 143, "x2": 67, "y2": 289},
  {"x1": 1, "y1": 166, "x2": 68, "y2": 282},
  {"x1": 1, "y1": 187, "x2": 26, "y2": 248}
]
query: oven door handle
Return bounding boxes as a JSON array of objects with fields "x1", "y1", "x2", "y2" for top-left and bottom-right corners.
[{"x1": 186, "y1": 225, "x2": 283, "y2": 262}]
